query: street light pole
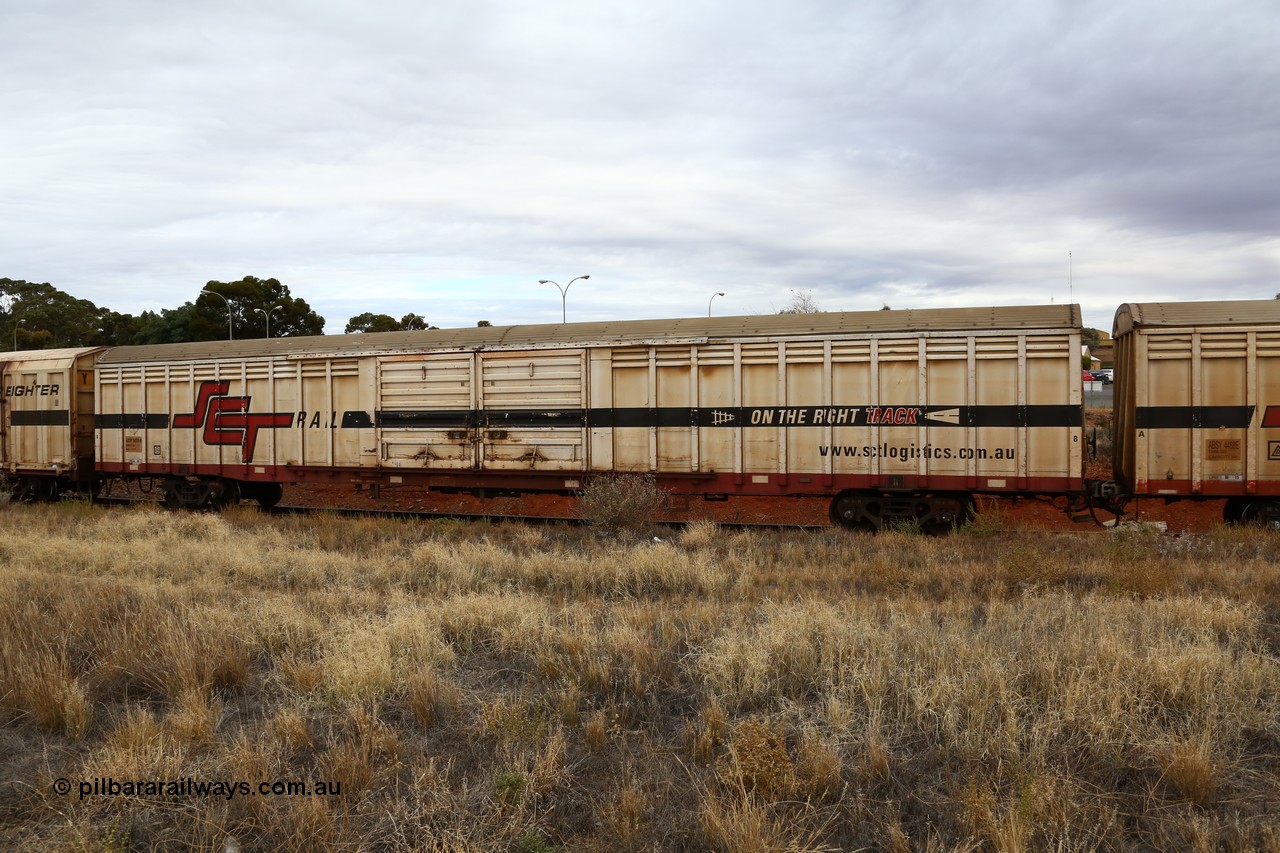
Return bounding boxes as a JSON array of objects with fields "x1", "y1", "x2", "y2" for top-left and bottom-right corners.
[
  {"x1": 201, "y1": 288, "x2": 234, "y2": 340},
  {"x1": 255, "y1": 305, "x2": 283, "y2": 338},
  {"x1": 13, "y1": 318, "x2": 24, "y2": 350},
  {"x1": 539, "y1": 275, "x2": 590, "y2": 323},
  {"x1": 708, "y1": 292, "x2": 725, "y2": 317}
]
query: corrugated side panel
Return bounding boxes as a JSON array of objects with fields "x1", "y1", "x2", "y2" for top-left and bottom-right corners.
[
  {"x1": 1119, "y1": 323, "x2": 1280, "y2": 496},
  {"x1": 96, "y1": 357, "x2": 376, "y2": 473},
  {"x1": 2, "y1": 354, "x2": 79, "y2": 473},
  {"x1": 594, "y1": 330, "x2": 1082, "y2": 489}
]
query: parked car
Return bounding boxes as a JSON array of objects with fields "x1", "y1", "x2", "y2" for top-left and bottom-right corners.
[{"x1": 1088, "y1": 370, "x2": 1112, "y2": 384}]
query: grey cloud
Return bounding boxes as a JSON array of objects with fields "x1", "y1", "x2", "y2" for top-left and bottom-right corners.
[{"x1": 1, "y1": 0, "x2": 1276, "y2": 333}]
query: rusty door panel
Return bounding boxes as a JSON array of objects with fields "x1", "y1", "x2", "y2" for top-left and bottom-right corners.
[
  {"x1": 478, "y1": 350, "x2": 586, "y2": 471},
  {"x1": 378, "y1": 354, "x2": 475, "y2": 469}
]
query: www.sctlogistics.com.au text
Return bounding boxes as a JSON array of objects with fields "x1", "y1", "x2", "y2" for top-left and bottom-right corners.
[{"x1": 60, "y1": 777, "x2": 342, "y2": 801}]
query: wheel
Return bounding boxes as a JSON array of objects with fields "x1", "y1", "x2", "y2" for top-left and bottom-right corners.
[
  {"x1": 211, "y1": 479, "x2": 241, "y2": 509},
  {"x1": 252, "y1": 482, "x2": 284, "y2": 509},
  {"x1": 829, "y1": 492, "x2": 879, "y2": 532},
  {"x1": 1239, "y1": 499, "x2": 1280, "y2": 530},
  {"x1": 920, "y1": 494, "x2": 974, "y2": 535},
  {"x1": 160, "y1": 479, "x2": 184, "y2": 509},
  {"x1": 1223, "y1": 497, "x2": 1248, "y2": 525}
]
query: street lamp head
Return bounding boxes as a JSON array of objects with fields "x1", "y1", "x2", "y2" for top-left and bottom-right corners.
[
  {"x1": 199, "y1": 287, "x2": 234, "y2": 340},
  {"x1": 539, "y1": 280, "x2": 552, "y2": 285},
  {"x1": 580, "y1": 275, "x2": 590, "y2": 281},
  {"x1": 708, "y1": 291, "x2": 726, "y2": 317}
]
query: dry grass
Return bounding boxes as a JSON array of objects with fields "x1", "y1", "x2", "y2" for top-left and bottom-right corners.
[{"x1": 1, "y1": 503, "x2": 1279, "y2": 850}]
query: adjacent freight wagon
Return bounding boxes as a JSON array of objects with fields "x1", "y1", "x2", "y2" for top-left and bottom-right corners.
[
  {"x1": 0, "y1": 347, "x2": 103, "y2": 500},
  {"x1": 90, "y1": 305, "x2": 1084, "y2": 529},
  {"x1": 1111, "y1": 299, "x2": 1280, "y2": 525}
]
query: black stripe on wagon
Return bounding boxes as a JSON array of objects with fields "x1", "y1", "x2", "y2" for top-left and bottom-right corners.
[
  {"x1": 590, "y1": 408, "x2": 699, "y2": 428},
  {"x1": 968, "y1": 405, "x2": 1083, "y2": 428},
  {"x1": 1135, "y1": 406, "x2": 1254, "y2": 429},
  {"x1": 94, "y1": 406, "x2": 1086, "y2": 432},
  {"x1": 377, "y1": 409, "x2": 591, "y2": 429},
  {"x1": 484, "y1": 409, "x2": 586, "y2": 428},
  {"x1": 95, "y1": 414, "x2": 172, "y2": 429},
  {"x1": 341, "y1": 410, "x2": 374, "y2": 428},
  {"x1": 591, "y1": 405, "x2": 1081, "y2": 429},
  {"x1": 373, "y1": 405, "x2": 1085, "y2": 430},
  {"x1": 376, "y1": 410, "x2": 473, "y2": 428},
  {"x1": 95, "y1": 412, "x2": 375, "y2": 429},
  {"x1": 10, "y1": 410, "x2": 71, "y2": 426}
]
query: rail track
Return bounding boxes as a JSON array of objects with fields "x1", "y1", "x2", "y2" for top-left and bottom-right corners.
[
  {"x1": 81, "y1": 493, "x2": 838, "y2": 532},
  {"x1": 73, "y1": 487, "x2": 1149, "y2": 535}
]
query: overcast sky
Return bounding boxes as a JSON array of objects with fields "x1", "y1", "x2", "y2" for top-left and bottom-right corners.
[{"x1": 3, "y1": 0, "x2": 1277, "y2": 335}]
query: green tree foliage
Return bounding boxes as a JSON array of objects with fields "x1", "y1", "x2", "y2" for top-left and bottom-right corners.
[
  {"x1": 1, "y1": 278, "x2": 138, "y2": 350},
  {"x1": 345, "y1": 312, "x2": 434, "y2": 333},
  {"x1": 1081, "y1": 327, "x2": 1108, "y2": 349},
  {"x1": 97, "y1": 311, "x2": 144, "y2": 347},
  {"x1": 196, "y1": 277, "x2": 325, "y2": 340},
  {"x1": 345, "y1": 312, "x2": 402, "y2": 333},
  {"x1": 2, "y1": 276, "x2": 325, "y2": 348},
  {"x1": 132, "y1": 306, "x2": 197, "y2": 345}
]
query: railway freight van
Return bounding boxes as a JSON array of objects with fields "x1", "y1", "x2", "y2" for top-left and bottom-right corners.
[
  {"x1": 0, "y1": 347, "x2": 103, "y2": 500},
  {"x1": 93, "y1": 305, "x2": 1084, "y2": 528},
  {"x1": 1112, "y1": 299, "x2": 1280, "y2": 525}
]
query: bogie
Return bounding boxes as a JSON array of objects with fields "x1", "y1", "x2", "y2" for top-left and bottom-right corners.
[
  {"x1": 3, "y1": 475, "x2": 61, "y2": 503},
  {"x1": 160, "y1": 477, "x2": 241, "y2": 510},
  {"x1": 829, "y1": 490, "x2": 973, "y2": 534}
]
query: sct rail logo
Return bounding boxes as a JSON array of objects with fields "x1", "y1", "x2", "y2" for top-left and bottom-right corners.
[{"x1": 174, "y1": 381, "x2": 293, "y2": 463}]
